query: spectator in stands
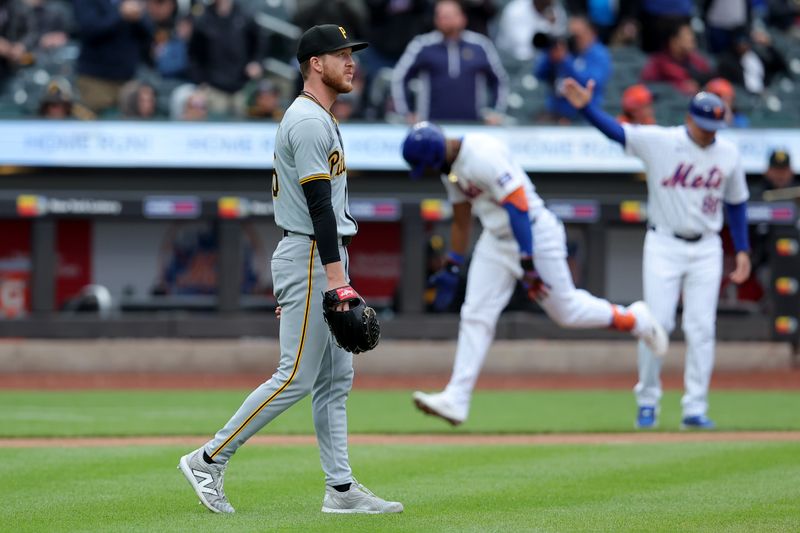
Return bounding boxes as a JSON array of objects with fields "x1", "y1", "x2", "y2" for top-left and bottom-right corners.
[
  {"x1": 0, "y1": 0, "x2": 32, "y2": 85},
  {"x1": 495, "y1": 0, "x2": 567, "y2": 64},
  {"x1": 147, "y1": 0, "x2": 191, "y2": 80},
  {"x1": 188, "y1": 0, "x2": 263, "y2": 117},
  {"x1": 392, "y1": 0, "x2": 508, "y2": 124},
  {"x1": 119, "y1": 79, "x2": 157, "y2": 118},
  {"x1": 637, "y1": 0, "x2": 693, "y2": 53},
  {"x1": 74, "y1": 0, "x2": 154, "y2": 114},
  {"x1": 715, "y1": 30, "x2": 788, "y2": 95},
  {"x1": 37, "y1": 78, "x2": 95, "y2": 119},
  {"x1": 243, "y1": 78, "x2": 283, "y2": 120},
  {"x1": 22, "y1": 0, "x2": 70, "y2": 52},
  {"x1": 294, "y1": 0, "x2": 369, "y2": 41},
  {"x1": 360, "y1": 0, "x2": 428, "y2": 118},
  {"x1": 760, "y1": 0, "x2": 800, "y2": 32},
  {"x1": 37, "y1": 78, "x2": 72, "y2": 118},
  {"x1": 702, "y1": 0, "x2": 750, "y2": 55},
  {"x1": 461, "y1": 0, "x2": 497, "y2": 36},
  {"x1": 641, "y1": 21, "x2": 712, "y2": 96},
  {"x1": 705, "y1": 77, "x2": 750, "y2": 128},
  {"x1": 564, "y1": 0, "x2": 638, "y2": 44},
  {"x1": 331, "y1": 90, "x2": 358, "y2": 122},
  {"x1": 177, "y1": 85, "x2": 209, "y2": 121},
  {"x1": 617, "y1": 83, "x2": 655, "y2": 124},
  {"x1": 534, "y1": 14, "x2": 610, "y2": 123}
]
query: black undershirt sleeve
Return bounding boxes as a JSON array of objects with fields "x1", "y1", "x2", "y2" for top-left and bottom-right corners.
[{"x1": 302, "y1": 178, "x2": 340, "y2": 265}]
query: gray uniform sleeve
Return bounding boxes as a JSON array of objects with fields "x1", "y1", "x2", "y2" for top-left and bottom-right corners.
[{"x1": 289, "y1": 118, "x2": 333, "y2": 185}]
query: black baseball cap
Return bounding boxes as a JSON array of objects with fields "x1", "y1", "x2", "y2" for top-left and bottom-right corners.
[
  {"x1": 769, "y1": 149, "x2": 791, "y2": 169},
  {"x1": 296, "y1": 24, "x2": 368, "y2": 63}
]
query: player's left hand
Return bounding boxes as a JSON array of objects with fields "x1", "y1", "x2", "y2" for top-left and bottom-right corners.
[
  {"x1": 275, "y1": 306, "x2": 281, "y2": 319},
  {"x1": 729, "y1": 251, "x2": 751, "y2": 284},
  {"x1": 560, "y1": 78, "x2": 594, "y2": 110}
]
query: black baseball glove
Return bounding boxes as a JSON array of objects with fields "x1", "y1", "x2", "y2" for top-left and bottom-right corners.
[{"x1": 322, "y1": 286, "x2": 381, "y2": 354}]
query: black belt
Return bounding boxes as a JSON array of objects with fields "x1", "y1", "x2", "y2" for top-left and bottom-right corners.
[
  {"x1": 283, "y1": 230, "x2": 352, "y2": 247},
  {"x1": 648, "y1": 225, "x2": 703, "y2": 243}
]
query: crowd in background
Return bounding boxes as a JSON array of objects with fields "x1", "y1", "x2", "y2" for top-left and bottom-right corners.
[{"x1": 0, "y1": 0, "x2": 798, "y2": 125}]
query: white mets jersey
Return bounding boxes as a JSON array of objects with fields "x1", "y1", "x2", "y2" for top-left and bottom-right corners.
[
  {"x1": 622, "y1": 124, "x2": 749, "y2": 235},
  {"x1": 442, "y1": 133, "x2": 544, "y2": 239},
  {"x1": 273, "y1": 95, "x2": 357, "y2": 237}
]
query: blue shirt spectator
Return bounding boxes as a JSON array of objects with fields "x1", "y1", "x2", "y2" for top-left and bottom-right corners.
[
  {"x1": 535, "y1": 15, "x2": 610, "y2": 121},
  {"x1": 146, "y1": 0, "x2": 190, "y2": 80},
  {"x1": 392, "y1": 0, "x2": 508, "y2": 123}
]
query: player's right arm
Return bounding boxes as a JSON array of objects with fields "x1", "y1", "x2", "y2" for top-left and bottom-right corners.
[{"x1": 561, "y1": 78, "x2": 626, "y2": 146}]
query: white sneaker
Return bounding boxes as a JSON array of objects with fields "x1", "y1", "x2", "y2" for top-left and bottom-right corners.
[
  {"x1": 412, "y1": 391, "x2": 466, "y2": 426},
  {"x1": 321, "y1": 480, "x2": 403, "y2": 514},
  {"x1": 178, "y1": 448, "x2": 235, "y2": 514},
  {"x1": 628, "y1": 301, "x2": 669, "y2": 357}
]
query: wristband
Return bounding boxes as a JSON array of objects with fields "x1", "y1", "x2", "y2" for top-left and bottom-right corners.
[
  {"x1": 446, "y1": 251, "x2": 465, "y2": 265},
  {"x1": 520, "y1": 255, "x2": 534, "y2": 272}
]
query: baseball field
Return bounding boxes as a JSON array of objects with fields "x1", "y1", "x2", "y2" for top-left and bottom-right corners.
[{"x1": 4, "y1": 385, "x2": 800, "y2": 532}]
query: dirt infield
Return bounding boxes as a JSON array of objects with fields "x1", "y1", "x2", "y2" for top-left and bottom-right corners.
[
  {"x1": 3, "y1": 432, "x2": 800, "y2": 448},
  {"x1": 1, "y1": 369, "x2": 798, "y2": 390}
]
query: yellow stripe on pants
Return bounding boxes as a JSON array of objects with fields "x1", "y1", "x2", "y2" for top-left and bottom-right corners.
[{"x1": 210, "y1": 241, "x2": 316, "y2": 459}]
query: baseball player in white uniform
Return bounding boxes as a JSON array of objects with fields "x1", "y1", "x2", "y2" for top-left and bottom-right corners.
[
  {"x1": 177, "y1": 25, "x2": 402, "y2": 515},
  {"x1": 401, "y1": 122, "x2": 668, "y2": 426},
  {"x1": 562, "y1": 78, "x2": 752, "y2": 429}
]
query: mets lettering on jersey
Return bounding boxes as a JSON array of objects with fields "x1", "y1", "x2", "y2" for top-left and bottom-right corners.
[
  {"x1": 662, "y1": 164, "x2": 723, "y2": 190},
  {"x1": 622, "y1": 124, "x2": 749, "y2": 235}
]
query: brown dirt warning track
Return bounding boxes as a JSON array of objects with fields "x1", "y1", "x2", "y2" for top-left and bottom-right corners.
[{"x1": 1, "y1": 369, "x2": 799, "y2": 390}]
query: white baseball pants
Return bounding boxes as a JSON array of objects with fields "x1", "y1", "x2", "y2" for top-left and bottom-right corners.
[
  {"x1": 634, "y1": 229, "x2": 722, "y2": 417},
  {"x1": 443, "y1": 209, "x2": 617, "y2": 414}
]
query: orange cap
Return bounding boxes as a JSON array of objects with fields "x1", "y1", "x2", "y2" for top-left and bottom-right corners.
[
  {"x1": 621, "y1": 84, "x2": 653, "y2": 113},
  {"x1": 705, "y1": 77, "x2": 735, "y2": 102}
]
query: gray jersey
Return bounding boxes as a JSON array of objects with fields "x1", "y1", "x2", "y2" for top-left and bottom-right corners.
[{"x1": 273, "y1": 95, "x2": 357, "y2": 237}]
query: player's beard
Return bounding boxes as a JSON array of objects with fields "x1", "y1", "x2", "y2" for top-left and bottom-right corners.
[{"x1": 322, "y1": 63, "x2": 353, "y2": 94}]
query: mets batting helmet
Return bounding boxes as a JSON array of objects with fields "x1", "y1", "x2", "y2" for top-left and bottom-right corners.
[
  {"x1": 402, "y1": 122, "x2": 446, "y2": 178},
  {"x1": 688, "y1": 92, "x2": 728, "y2": 132}
]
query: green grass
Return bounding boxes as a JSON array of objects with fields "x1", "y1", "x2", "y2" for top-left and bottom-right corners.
[
  {"x1": 3, "y1": 442, "x2": 799, "y2": 532},
  {"x1": 3, "y1": 389, "x2": 799, "y2": 531},
  {"x1": 0, "y1": 389, "x2": 799, "y2": 437}
]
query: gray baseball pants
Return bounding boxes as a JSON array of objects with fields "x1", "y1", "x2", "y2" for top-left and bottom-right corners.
[{"x1": 204, "y1": 234, "x2": 354, "y2": 486}]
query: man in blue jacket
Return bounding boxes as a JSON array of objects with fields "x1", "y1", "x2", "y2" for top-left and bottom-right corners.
[
  {"x1": 534, "y1": 14, "x2": 610, "y2": 123},
  {"x1": 75, "y1": 0, "x2": 153, "y2": 114},
  {"x1": 391, "y1": 0, "x2": 508, "y2": 124}
]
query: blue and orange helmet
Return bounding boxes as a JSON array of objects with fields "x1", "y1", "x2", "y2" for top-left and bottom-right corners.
[
  {"x1": 688, "y1": 91, "x2": 728, "y2": 132},
  {"x1": 402, "y1": 122, "x2": 447, "y2": 178}
]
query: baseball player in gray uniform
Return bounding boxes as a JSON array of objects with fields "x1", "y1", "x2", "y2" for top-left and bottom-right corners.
[{"x1": 178, "y1": 24, "x2": 403, "y2": 515}]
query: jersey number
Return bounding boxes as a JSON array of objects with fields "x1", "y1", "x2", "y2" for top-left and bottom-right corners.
[
  {"x1": 272, "y1": 154, "x2": 279, "y2": 198},
  {"x1": 701, "y1": 194, "x2": 720, "y2": 216}
]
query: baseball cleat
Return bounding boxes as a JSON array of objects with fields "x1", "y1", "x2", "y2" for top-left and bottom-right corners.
[
  {"x1": 412, "y1": 391, "x2": 466, "y2": 426},
  {"x1": 635, "y1": 405, "x2": 658, "y2": 429},
  {"x1": 628, "y1": 301, "x2": 669, "y2": 357},
  {"x1": 680, "y1": 415, "x2": 716, "y2": 430},
  {"x1": 321, "y1": 480, "x2": 403, "y2": 514},
  {"x1": 178, "y1": 448, "x2": 235, "y2": 514}
]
